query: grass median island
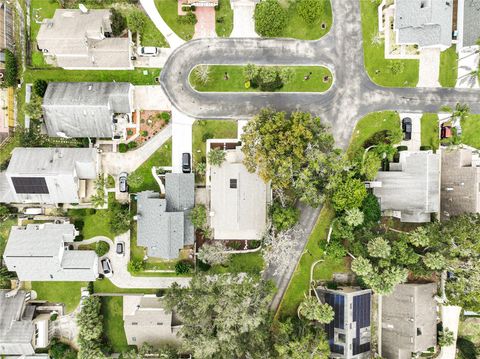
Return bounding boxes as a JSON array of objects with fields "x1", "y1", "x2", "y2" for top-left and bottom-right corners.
[
  {"x1": 360, "y1": 0, "x2": 419, "y2": 87},
  {"x1": 190, "y1": 65, "x2": 333, "y2": 92},
  {"x1": 439, "y1": 46, "x2": 458, "y2": 88}
]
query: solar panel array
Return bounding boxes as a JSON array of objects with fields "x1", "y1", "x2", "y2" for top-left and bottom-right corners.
[
  {"x1": 11, "y1": 177, "x2": 49, "y2": 194},
  {"x1": 352, "y1": 293, "x2": 371, "y2": 355},
  {"x1": 325, "y1": 293, "x2": 345, "y2": 355}
]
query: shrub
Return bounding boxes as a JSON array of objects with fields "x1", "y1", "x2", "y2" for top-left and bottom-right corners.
[
  {"x1": 190, "y1": 204, "x2": 207, "y2": 229},
  {"x1": 110, "y1": 8, "x2": 127, "y2": 36},
  {"x1": 254, "y1": 0, "x2": 287, "y2": 37},
  {"x1": 128, "y1": 259, "x2": 145, "y2": 273},
  {"x1": 396, "y1": 145, "x2": 408, "y2": 151},
  {"x1": 297, "y1": 0, "x2": 323, "y2": 24},
  {"x1": 108, "y1": 200, "x2": 130, "y2": 235},
  {"x1": 420, "y1": 145, "x2": 432, "y2": 151},
  {"x1": 87, "y1": 281, "x2": 94, "y2": 294},
  {"x1": 177, "y1": 12, "x2": 197, "y2": 25},
  {"x1": 49, "y1": 339, "x2": 77, "y2": 359},
  {"x1": 247, "y1": 240, "x2": 261, "y2": 249},
  {"x1": 4, "y1": 50, "x2": 17, "y2": 87},
  {"x1": 95, "y1": 241, "x2": 110, "y2": 257},
  {"x1": 161, "y1": 111, "x2": 171, "y2": 121},
  {"x1": 227, "y1": 241, "x2": 242, "y2": 250},
  {"x1": 127, "y1": 9, "x2": 147, "y2": 34},
  {"x1": 363, "y1": 130, "x2": 390, "y2": 148},
  {"x1": 208, "y1": 148, "x2": 226, "y2": 166},
  {"x1": 141, "y1": 130, "x2": 148, "y2": 137},
  {"x1": 270, "y1": 202, "x2": 300, "y2": 231},
  {"x1": 128, "y1": 141, "x2": 137, "y2": 149},
  {"x1": 33, "y1": 79, "x2": 48, "y2": 97},
  {"x1": 331, "y1": 177, "x2": 367, "y2": 212},
  {"x1": 118, "y1": 143, "x2": 128, "y2": 153},
  {"x1": 361, "y1": 193, "x2": 381, "y2": 225},
  {"x1": 175, "y1": 260, "x2": 192, "y2": 274},
  {"x1": 50, "y1": 313, "x2": 58, "y2": 321},
  {"x1": 202, "y1": 131, "x2": 214, "y2": 142},
  {"x1": 127, "y1": 129, "x2": 134, "y2": 136}
]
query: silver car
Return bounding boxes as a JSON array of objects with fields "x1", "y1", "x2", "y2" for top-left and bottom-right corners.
[{"x1": 101, "y1": 258, "x2": 113, "y2": 278}]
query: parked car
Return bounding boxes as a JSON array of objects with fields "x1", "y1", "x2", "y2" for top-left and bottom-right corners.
[
  {"x1": 137, "y1": 46, "x2": 158, "y2": 57},
  {"x1": 101, "y1": 258, "x2": 113, "y2": 278},
  {"x1": 182, "y1": 153, "x2": 191, "y2": 173},
  {"x1": 119, "y1": 172, "x2": 128, "y2": 193},
  {"x1": 402, "y1": 117, "x2": 412, "y2": 141},
  {"x1": 441, "y1": 125, "x2": 452, "y2": 139},
  {"x1": 116, "y1": 242, "x2": 124, "y2": 256}
]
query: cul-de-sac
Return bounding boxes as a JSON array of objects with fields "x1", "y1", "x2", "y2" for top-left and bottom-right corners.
[{"x1": 0, "y1": 0, "x2": 480, "y2": 358}]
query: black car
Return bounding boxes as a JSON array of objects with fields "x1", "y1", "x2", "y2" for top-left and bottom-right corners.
[
  {"x1": 182, "y1": 153, "x2": 191, "y2": 173},
  {"x1": 402, "y1": 117, "x2": 412, "y2": 141},
  {"x1": 119, "y1": 172, "x2": 128, "y2": 193}
]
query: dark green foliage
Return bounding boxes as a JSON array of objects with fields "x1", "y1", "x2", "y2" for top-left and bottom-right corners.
[
  {"x1": 110, "y1": 8, "x2": 127, "y2": 36},
  {"x1": 331, "y1": 176, "x2": 367, "y2": 212},
  {"x1": 457, "y1": 336, "x2": 478, "y2": 359},
  {"x1": 270, "y1": 202, "x2": 300, "y2": 231},
  {"x1": 324, "y1": 239, "x2": 347, "y2": 259},
  {"x1": 202, "y1": 131, "x2": 214, "y2": 142},
  {"x1": 108, "y1": 200, "x2": 130, "y2": 235},
  {"x1": 128, "y1": 259, "x2": 146, "y2": 273},
  {"x1": 396, "y1": 145, "x2": 408, "y2": 151},
  {"x1": 127, "y1": 141, "x2": 137, "y2": 149},
  {"x1": 161, "y1": 111, "x2": 171, "y2": 121},
  {"x1": 420, "y1": 145, "x2": 432, "y2": 151},
  {"x1": 175, "y1": 260, "x2": 192, "y2": 274},
  {"x1": 254, "y1": 0, "x2": 287, "y2": 37},
  {"x1": 95, "y1": 241, "x2": 110, "y2": 257},
  {"x1": 361, "y1": 193, "x2": 381, "y2": 225},
  {"x1": 118, "y1": 143, "x2": 127, "y2": 153},
  {"x1": 19, "y1": 124, "x2": 49, "y2": 147},
  {"x1": 297, "y1": 0, "x2": 323, "y2": 24},
  {"x1": 33, "y1": 79, "x2": 48, "y2": 97},
  {"x1": 141, "y1": 130, "x2": 148, "y2": 137},
  {"x1": 177, "y1": 12, "x2": 197, "y2": 25},
  {"x1": 49, "y1": 339, "x2": 78, "y2": 359},
  {"x1": 87, "y1": 281, "x2": 94, "y2": 294},
  {"x1": 4, "y1": 49, "x2": 17, "y2": 87}
]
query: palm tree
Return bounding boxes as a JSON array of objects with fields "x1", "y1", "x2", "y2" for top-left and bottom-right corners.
[{"x1": 207, "y1": 148, "x2": 226, "y2": 166}]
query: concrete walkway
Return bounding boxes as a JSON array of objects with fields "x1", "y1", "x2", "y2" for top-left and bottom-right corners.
[
  {"x1": 438, "y1": 305, "x2": 462, "y2": 359},
  {"x1": 231, "y1": 0, "x2": 258, "y2": 38},
  {"x1": 102, "y1": 125, "x2": 172, "y2": 176},
  {"x1": 418, "y1": 48, "x2": 441, "y2": 88},
  {"x1": 456, "y1": 46, "x2": 480, "y2": 88},
  {"x1": 140, "y1": 0, "x2": 185, "y2": 49},
  {"x1": 171, "y1": 108, "x2": 195, "y2": 173}
]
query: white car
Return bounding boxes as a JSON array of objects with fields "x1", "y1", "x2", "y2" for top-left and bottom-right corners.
[
  {"x1": 101, "y1": 258, "x2": 113, "y2": 278},
  {"x1": 137, "y1": 46, "x2": 159, "y2": 57}
]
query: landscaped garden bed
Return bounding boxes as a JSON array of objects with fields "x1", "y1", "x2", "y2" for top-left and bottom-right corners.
[
  {"x1": 189, "y1": 65, "x2": 333, "y2": 92},
  {"x1": 127, "y1": 110, "x2": 170, "y2": 146}
]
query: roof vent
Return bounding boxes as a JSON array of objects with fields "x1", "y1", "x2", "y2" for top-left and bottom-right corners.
[{"x1": 79, "y1": 4, "x2": 89, "y2": 14}]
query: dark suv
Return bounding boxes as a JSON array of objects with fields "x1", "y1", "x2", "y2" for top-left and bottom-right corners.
[
  {"x1": 402, "y1": 117, "x2": 412, "y2": 141},
  {"x1": 182, "y1": 153, "x2": 191, "y2": 173}
]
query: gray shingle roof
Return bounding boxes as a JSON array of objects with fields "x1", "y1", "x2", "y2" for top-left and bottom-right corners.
[
  {"x1": 382, "y1": 283, "x2": 437, "y2": 359},
  {"x1": 462, "y1": 0, "x2": 480, "y2": 47},
  {"x1": 0, "y1": 290, "x2": 35, "y2": 356},
  {"x1": 42, "y1": 82, "x2": 132, "y2": 138},
  {"x1": 395, "y1": 0, "x2": 453, "y2": 48},
  {"x1": 3, "y1": 223, "x2": 98, "y2": 281},
  {"x1": 374, "y1": 151, "x2": 440, "y2": 223}
]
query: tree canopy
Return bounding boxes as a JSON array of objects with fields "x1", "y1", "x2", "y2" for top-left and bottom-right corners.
[{"x1": 254, "y1": 0, "x2": 287, "y2": 37}]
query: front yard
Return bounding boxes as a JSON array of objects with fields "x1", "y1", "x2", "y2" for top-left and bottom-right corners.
[
  {"x1": 461, "y1": 115, "x2": 480, "y2": 149},
  {"x1": 420, "y1": 113, "x2": 440, "y2": 150},
  {"x1": 68, "y1": 207, "x2": 115, "y2": 240},
  {"x1": 189, "y1": 65, "x2": 333, "y2": 92},
  {"x1": 215, "y1": 0, "x2": 233, "y2": 37},
  {"x1": 439, "y1": 46, "x2": 458, "y2": 88},
  {"x1": 30, "y1": 281, "x2": 87, "y2": 313},
  {"x1": 101, "y1": 296, "x2": 131, "y2": 353},
  {"x1": 206, "y1": 252, "x2": 265, "y2": 275},
  {"x1": 155, "y1": 0, "x2": 196, "y2": 40},
  {"x1": 360, "y1": 0, "x2": 419, "y2": 87},
  {"x1": 280, "y1": 0, "x2": 332, "y2": 40}
]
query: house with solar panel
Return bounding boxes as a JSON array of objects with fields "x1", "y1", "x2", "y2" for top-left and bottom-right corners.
[
  {"x1": 0, "y1": 147, "x2": 100, "y2": 206},
  {"x1": 315, "y1": 286, "x2": 372, "y2": 359},
  {"x1": 42, "y1": 82, "x2": 135, "y2": 139}
]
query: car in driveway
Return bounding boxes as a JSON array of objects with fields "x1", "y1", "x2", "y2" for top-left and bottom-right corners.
[
  {"x1": 119, "y1": 172, "x2": 128, "y2": 193},
  {"x1": 101, "y1": 258, "x2": 113, "y2": 278},
  {"x1": 182, "y1": 153, "x2": 191, "y2": 173},
  {"x1": 402, "y1": 117, "x2": 412, "y2": 140},
  {"x1": 116, "y1": 241, "x2": 124, "y2": 256},
  {"x1": 137, "y1": 46, "x2": 159, "y2": 57}
]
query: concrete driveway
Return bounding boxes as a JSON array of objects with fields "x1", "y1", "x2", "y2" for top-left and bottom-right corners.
[
  {"x1": 133, "y1": 48, "x2": 173, "y2": 68},
  {"x1": 231, "y1": 0, "x2": 258, "y2": 37},
  {"x1": 399, "y1": 112, "x2": 421, "y2": 151},
  {"x1": 134, "y1": 85, "x2": 172, "y2": 111},
  {"x1": 172, "y1": 108, "x2": 194, "y2": 173},
  {"x1": 194, "y1": 7, "x2": 216, "y2": 38},
  {"x1": 418, "y1": 48, "x2": 441, "y2": 88}
]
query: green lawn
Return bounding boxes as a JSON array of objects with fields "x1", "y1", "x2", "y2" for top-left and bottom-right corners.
[
  {"x1": 101, "y1": 297, "x2": 131, "y2": 353},
  {"x1": 155, "y1": 0, "x2": 195, "y2": 40},
  {"x1": 420, "y1": 113, "x2": 440, "y2": 150},
  {"x1": 360, "y1": 0, "x2": 419, "y2": 87},
  {"x1": 192, "y1": 119, "x2": 238, "y2": 165},
  {"x1": 141, "y1": 16, "x2": 169, "y2": 47},
  {"x1": 128, "y1": 138, "x2": 172, "y2": 193},
  {"x1": 68, "y1": 208, "x2": 115, "y2": 240},
  {"x1": 313, "y1": 257, "x2": 349, "y2": 281},
  {"x1": 190, "y1": 65, "x2": 333, "y2": 92},
  {"x1": 216, "y1": 0, "x2": 233, "y2": 37},
  {"x1": 458, "y1": 318, "x2": 480, "y2": 358},
  {"x1": 276, "y1": 203, "x2": 338, "y2": 320},
  {"x1": 461, "y1": 115, "x2": 480, "y2": 149},
  {"x1": 439, "y1": 46, "x2": 458, "y2": 88},
  {"x1": 31, "y1": 281, "x2": 87, "y2": 313},
  {"x1": 93, "y1": 279, "x2": 157, "y2": 294},
  {"x1": 281, "y1": 0, "x2": 332, "y2": 40},
  {"x1": 23, "y1": 68, "x2": 160, "y2": 85},
  {"x1": 347, "y1": 111, "x2": 401, "y2": 157},
  {"x1": 207, "y1": 252, "x2": 265, "y2": 274}
]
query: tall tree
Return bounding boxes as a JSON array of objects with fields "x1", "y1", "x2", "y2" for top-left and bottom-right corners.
[{"x1": 298, "y1": 296, "x2": 334, "y2": 324}]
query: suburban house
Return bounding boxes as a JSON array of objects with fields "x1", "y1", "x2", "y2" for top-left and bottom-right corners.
[
  {"x1": 0, "y1": 147, "x2": 99, "y2": 205},
  {"x1": 42, "y1": 82, "x2": 134, "y2": 139},
  {"x1": 36, "y1": 8, "x2": 133, "y2": 69},
  {"x1": 0, "y1": 290, "x2": 51, "y2": 355},
  {"x1": 394, "y1": 0, "x2": 453, "y2": 50},
  {"x1": 381, "y1": 283, "x2": 437, "y2": 358},
  {"x1": 456, "y1": 0, "x2": 480, "y2": 52},
  {"x1": 136, "y1": 173, "x2": 195, "y2": 260},
  {"x1": 373, "y1": 151, "x2": 441, "y2": 222},
  {"x1": 314, "y1": 286, "x2": 372, "y2": 359},
  {"x1": 208, "y1": 144, "x2": 270, "y2": 240},
  {"x1": 123, "y1": 295, "x2": 181, "y2": 347},
  {"x1": 0, "y1": 2, "x2": 14, "y2": 53},
  {"x1": 441, "y1": 148, "x2": 480, "y2": 219},
  {"x1": 3, "y1": 223, "x2": 99, "y2": 281}
]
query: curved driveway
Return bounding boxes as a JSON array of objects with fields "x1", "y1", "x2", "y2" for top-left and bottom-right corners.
[{"x1": 160, "y1": 0, "x2": 480, "y2": 147}]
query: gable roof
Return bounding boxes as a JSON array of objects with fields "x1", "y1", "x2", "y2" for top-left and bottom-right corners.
[
  {"x1": 382, "y1": 283, "x2": 437, "y2": 359},
  {"x1": 210, "y1": 147, "x2": 269, "y2": 240},
  {"x1": 42, "y1": 82, "x2": 132, "y2": 138},
  {"x1": 0, "y1": 290, "x2": 35, "y2": 355},
  {"x1": 395, "y1": 0, "x2": 453, "y2": 48},
  {"x1": 374, "y1": 151, "x2": 440, "y2": 222}
]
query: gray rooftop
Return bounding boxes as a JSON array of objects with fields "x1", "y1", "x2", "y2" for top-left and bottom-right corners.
[
  {"x1": 374, "y1": 151, "x2": 440, "y2": 222},
  {"x1": 382, "y1": 283, "x2": 437, "y2": 359},
  {"x1": 42, "y1": 82, "x2": 133, "y2": 138},
  {"x1": 461, "y1": 0, "x2": 480, "y2": 47},
  {"x1": 0, "y1": 290, "x2": 35, "y2": 356},
  {"x1": 3, "y1": 223, "x2": 98, "y2": 281},
  {"x1": 395, "y1": 0, "x2": 453, "y2": 48},
  {"x1": 441, "y1": 148, "x2": 480, "y2": 219},
  {"x1": 210, "y1": 147, "x2": 269, "y2": 240},
  {"x1": 136, "y1": 191, "x2": 186, "y2": 260}
]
